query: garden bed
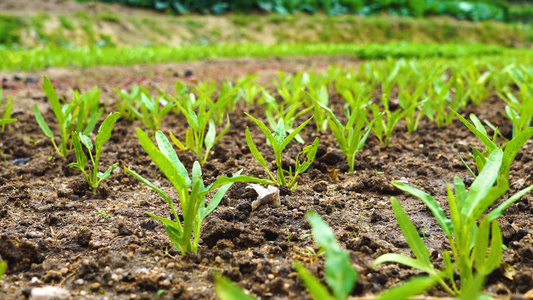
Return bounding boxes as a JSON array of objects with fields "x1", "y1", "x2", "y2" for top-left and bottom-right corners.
[{"x1": 1, "y1": 56, "x2": 532, "y2": 299}]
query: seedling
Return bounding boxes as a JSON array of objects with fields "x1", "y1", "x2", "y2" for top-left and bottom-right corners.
[
  {"x1": 453, "y1": 110, "x2": 533, "y2": 180},
  {"x1": 124, "y1": 129, "x2": 269, "y2": 254},
  {"x1": 34, "y1": 76, "x2": 82, "y2": 157},
  {"x1": 113, "y1": 84, "x2": 143, "y2": 121},
  {"x1": 263, "y1": 90, "x2": 311, "y2": 144},
  {"x1": 374, "y1": 150, "x2": 533, "y2": 297},
  {"x1": 69, "y1": 112, "x2": 121, "y2": 193},
  {"x1": 130, "y1": 93, "x2": 174, "y2": 132},
  {"x1": 169, "y1": 94, "x2": 231, "y2": 165},
  {"x1": 315, "y1": 101, "x2": 379, "y2": 172},
  {"x1": 0, "y1": 89, "x2": 16, "y2": 131},
  {"x1": 245, "y1": 113, "x2": 318, "y2": 189},
  {"x1": 73, "y1": 86, "x2": 105, "y2": 135}
]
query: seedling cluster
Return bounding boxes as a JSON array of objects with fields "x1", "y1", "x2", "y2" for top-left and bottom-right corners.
[{"x1": 3, "y1": 54, "x2": 533, "y2": 299}]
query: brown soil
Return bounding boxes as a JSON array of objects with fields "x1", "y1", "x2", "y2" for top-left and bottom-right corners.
[{"x1": 1, "y1": 56, "x2": 533, "y2": 299}]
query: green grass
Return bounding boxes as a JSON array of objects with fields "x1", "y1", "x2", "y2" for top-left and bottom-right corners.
[{"x1": 0, "y1": 42, "x2": 506, "y2": 71}]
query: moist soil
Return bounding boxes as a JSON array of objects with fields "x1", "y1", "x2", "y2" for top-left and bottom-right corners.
[{"x1": 1, "y1": 56, "x2": 532, "y2": 299}]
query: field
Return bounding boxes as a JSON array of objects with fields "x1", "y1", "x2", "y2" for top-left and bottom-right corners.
[{"x1": 1, "y1": 1, "x2": 533, "y2": 300}]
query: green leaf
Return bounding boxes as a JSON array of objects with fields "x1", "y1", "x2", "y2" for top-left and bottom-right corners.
[
  {"x1": 487, "y1": 184, "x2": 533, "y2": 222},
  {"x1": 33, "y1": 105, "x2": 54, "y2": 139},
  {"x1": 392, "y1": 182, "x2": 453, "y2": 236},
  {"x1": 389, "y1": 197, "x2": 433, "y2": 272},
  {"x1": 375, "y1": 275, "x2": 440, "y2": 300},
  {"x1": 306, "y1": 211, "x2": 357, "y2": 299},
  {"x1": 204, "y1": 170, "x2": 243, "y2": 217},
  {"x1": 97, "y1": 162, "x2": 119, "y2": 180},
  {"x1": 156, "y1": 131, "x2": 191, "y2": 187},
  {"x1": 294, "y1": 261, "x2": 335, "y2": 300},
  {"x1": 79, "y1": 133, "x2": 93, "y2": 151},
  {"x1": 42, "y1": 76, "x2": 64, "y2": 124},
  {"x1": 70, "y1": 132, "x2": 87, "y2": 171},
  {"x1": 245, "y1": 112, "x2": 277, "y2": 150},
  {"x1": 204, "y1": 119, "x2": 217, "y2": 150},
  {"x1": 462, "y1": 149, "x2": 502, "y2": 220},
  {"x1": 372, "y1": 253, "x2": 432, "y2": 272},
  {"x1": 95, "y1": 112, "x2": 121, "y2": 158},
  {"x1": 459, "y1": 274, "x2": 487, "y2": 300},
  {"x1": 501, "y1": 128, "x2": 533, "y2": 178},
  {"x1": 452, "y1": 110, "x2": 496, "y2": 153},
  {"x1": 0, "y1": 260, "x2": 7, "y2": 282},
  {"x1": 214, "y1": 273, "x2": 258, "y2": 300},
  {"x1": 124, "y1": 167, "x2": 175, "y2": 206},
  {"x1": 280, "y1": 116, "x2": 313, "y2": 150}
]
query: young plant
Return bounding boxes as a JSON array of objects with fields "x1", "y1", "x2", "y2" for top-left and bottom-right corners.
[
  {"x1": 130, "y1": 93, "x2": 174, "y2": 132},
  {"x1": 498, "y1": 70, "x2": 533, "y2": 139},
  {"x1": 113, "y1": 84, "x2": 143, "y2": 121},
  {"x1": 293, "y1": 211, "x2": 358, "y2": 300},
  {"x1": 0, "y1": 89, "x2": 16, "y2": 131},
  {"x1": 69, "y1": 112, "x2": 121, "y2": 193},
  {"x1": 316, "y1": 101, "x2": 379, "y2": 172},
  {"x1": 453, "y1": 110, "x2": 533, "y2": 180},
  {"x1": 34, "y1": 76, "x2": 82, "y2": 157},
  {"x1": 0, "y1": 260, "x2": 6, "y2": 284},
  {"x1": 73, "y1": 86, "x2": 105, "y2": 135},
  {"x1": 245, "y1": 113, "x2": 318, "y2": 189},
  {"x1": 124, "y1": 129, "x2": 269, "y2": 255},
  {"x1": 169, "y1": 95, "x2": 230, "y2": 165},
  {"x1": 373, "y1": 150, "x2": 533, "y2": 297}
]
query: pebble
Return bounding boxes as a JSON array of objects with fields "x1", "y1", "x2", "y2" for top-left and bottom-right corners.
[
  {"x1": 11, "y1": 158, "x2": 31, "y2": 166},
  {"x1": 25, "y1": 231, "x2": 43, "y2": 239},
  {"x1": 31, "y1": 286, "x2": 70, "y2": 300},
  {"x1": 166, "y1": 262, "x2": 175, "y2": 269},
  {"x1": 129, "y1": 294, "x2": 138, "y2": 299},
  {"x1": 31, "y1": 277, "x2": 42, "y2": 284},
  {"x1": 60, "y1": 268, "x2": 68, "y2": 275},
  {"x1": 90, "y1": 283, "x2": 101, "y2": 290},
  {"x1": 267, "y1": 274, "x2": 275, "y2": 280},
  {"x1": 74, "y1": 279, "x2": 84, "y2": 285}
]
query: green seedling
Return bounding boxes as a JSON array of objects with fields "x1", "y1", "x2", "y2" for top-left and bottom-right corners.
[
  {"x1": 130, "y1": 93, "x2": 174, "y2": 132},
  {"x1": 245, "y1": 113, "x2": 318, "y2": 189},
  {"x1": 124, "y1": 129, "x2": 269, "y2": 255},
  {"x1": 498, "y1": 69, "x2": 533, "y2": 139},
  {"x1": 453, "y1": 110, "x2": 533, "y2": 180},
  {"x1": 263, "y1": 90, "x2": 312, "y2": 144},
  {"x1": 70, "y1": 112, "x2": 121, "y2": 193},
  {"x1": 113, "y1": 84, "x2": 143, "y2": 121},
  {"x1": 238, "y1": 73, "x2": 263, "y2": 106},
  {"x1": 215, "y1": 211, "x2": 359, "y2": 300},
  {"x1": 169, "y1": 95, "x2": 231, "y2": 165},
  {"x1": 294, "y1": 211, "x2": 358, "y2": 300},
  {"x1": 0, "y1": 89, "x2": 16, "y2": 131},
  {"x1": 34, "y1": 76, "x2": 82, "y2": 157},
  {"x1": 316, "y1": 101, "x2": 379, "y2": 172},
  {"x1": 307, "y1": 85, "x2": 330, "y2": 132},
  {"x1": 374, "y1": 149, "x2": 533, "y2": 297},
  {"x1": 73, "y1": 86, "x2": 105, "y2": 135}
]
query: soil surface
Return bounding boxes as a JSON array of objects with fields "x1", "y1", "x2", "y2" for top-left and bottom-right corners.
[{"x1": 1, "y1": 56, "x2": 533, "y2": 299}]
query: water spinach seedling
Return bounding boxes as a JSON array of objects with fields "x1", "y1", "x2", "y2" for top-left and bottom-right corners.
[
  {"x1": 130, "y1": 93, "x2": 174, "y2": 133},
  {"x1": 34, "y1": 76, "x2": 82, "y2": 157},
  {"x1": 0, "y1": 89, "x2": 16, "y2": 131},
  {"x1": 245, "y1": 113, "x2": 318, "y2": 189},
  {"x1": 69, "y1": 112, "x2": 121, "y2": 193},
  {"x1": 169, "y1": 94, "x2": 231, "y2": 165},
  {"x1": 374, "y1": 149, "x2": 533, "y2": 297},
  {"x1": 315, "y1": 101, "x2": 379, "y2": 172},
  {"x1": 125, "y1": 129, "x2": 269, "y2": 255}
]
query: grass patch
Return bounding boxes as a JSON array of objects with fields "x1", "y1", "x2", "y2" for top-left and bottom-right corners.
[{"x1": 0, "y1": 42, "x2": 508, "y2": 71}]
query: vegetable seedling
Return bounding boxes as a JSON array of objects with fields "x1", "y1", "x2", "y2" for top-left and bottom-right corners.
[
  {"x1": 34, "y1": 76, "x2": 82, "y2": 157},
  {"x1": 69, "y1": 112, "x2": 121, "y2": 193},
  {"x1": 0, "y1": 89, "x2": 16, "y2": 131},
  {"x1": 124, "y1": 129, "x2": 269, "y2": 254},
  {"x1": 245, "y1": 113, "x2": 318, "y2": 189}
]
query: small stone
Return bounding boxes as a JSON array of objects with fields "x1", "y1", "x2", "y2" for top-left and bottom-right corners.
[
  {"x1": 31, "y1": 286, "x2": 70, "y2": 300},
  {"x1": 25, "y1": 231, "x2": 43, "y2": 239},
  {"x1": 129, "y1": 294, "x2": 138, "y2": 299},
  {"x1": 90, "y1": 282, "x2": 101, "y2": 290},
  {"x1": 31, "y1": 277, "x2": 42, "y2": 284},
  {"x1": 166, "y1": 262, "x2": 175, "y2": 269},
  {"x1": 60, "y1": 268, "x2": 68, "y2": 275},
  {"x1": 267, "y1": 274, "x2": 275, "y2": 280},
  {"x1": 246, "y1": 184, "x2": 280, "y2": 210},
  {"x1": 11, "y1": 158, "x2": 31, "y2": 166},
  {"x1": 74, "y1": 279, "x2": 84, "y2": 285},
  {"x1": 215, "y1": 256, "x2": 223, "y2": 264}
]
